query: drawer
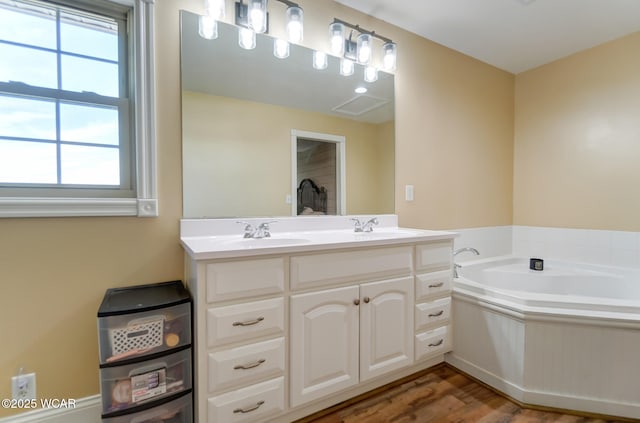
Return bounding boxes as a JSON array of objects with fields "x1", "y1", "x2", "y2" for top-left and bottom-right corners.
[
  {"x1": 291, "y1": 246, "x2": 413, "y2": 290},
  {"x1": 415, "y1": 271, "x2": 451, "y2": 302},
  {"x1": 209, "y1": 337, "x2": 285, "y2": 393},
  {"x1": 206, "y1": 258, "x2": 284, "y2": 303},
  {"x1": 208, "y1": 376, "x2": 285, "y2": 423},
  {"x1": 98, "y1": 302, "x2": 191, "y2": 365},
  {"x1": 416, "y1": 242, "x2": 452, "y2": 272},
  {"x1": 415, "y1": 326, "x2": 451, "y2": 360},
  {"x1": 415, "y1": 297, "x2": 451, "y2": 331},
  {"x1": 207, "y1": 298, "x2": 284, "y2": 347},
  {"x1": 100, "y1": 348, "x2": 192, "y2": 415},
  {"x1": 101, "y1": 391, "x2": 192, "y2": 422}
]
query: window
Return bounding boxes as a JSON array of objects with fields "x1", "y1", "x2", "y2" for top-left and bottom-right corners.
[{"x1": 0, "y1": 0, "x2": 157, "y2": 217}]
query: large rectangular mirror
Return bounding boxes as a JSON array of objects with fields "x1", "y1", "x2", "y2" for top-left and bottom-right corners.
[{"x1": 180, "y1": 10, "x2": 395, "y2": 218}]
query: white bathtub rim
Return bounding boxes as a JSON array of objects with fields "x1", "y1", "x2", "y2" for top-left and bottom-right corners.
[
  {"x1": 445, "y1": 354, "x2": 640, "y2": 420},
  {"x1": 452, "y1": 288, "x2": 640, "y2": 329}
]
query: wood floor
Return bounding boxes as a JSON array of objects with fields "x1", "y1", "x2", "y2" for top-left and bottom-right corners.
[{"x1": 300, "y1": 365, "x2": 633, "y2": 423}]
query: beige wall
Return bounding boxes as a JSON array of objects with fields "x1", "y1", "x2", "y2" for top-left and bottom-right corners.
[
  {"x1": 393, "y1": 32, "x2": 515, "y2": 229},
  {"x1": 182, "y1": 91, "x2": 394, "y2": 217},
  {"x1": 514, "y1": 33, "x2": 640, "y2": 231},
  {"x1": 0, "y1": 0, "x2": 514, "y2": 416}
]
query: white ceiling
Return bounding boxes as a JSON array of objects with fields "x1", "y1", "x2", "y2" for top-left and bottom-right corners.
[{"x1": 334, "y1": 0, "x2": 640, "y2": 74}]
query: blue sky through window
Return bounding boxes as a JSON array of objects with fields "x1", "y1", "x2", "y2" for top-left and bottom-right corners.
[{"x1": 0, "y1": 0, "x2": 122, "y2": 186}]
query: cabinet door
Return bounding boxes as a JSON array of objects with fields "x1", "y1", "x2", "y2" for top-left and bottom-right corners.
[
  {"x1": 290, "y1": 285, "x2": 359, "y2": 407},
  {"x1": 360, "y1": 276, "x2": 414, "y2": 381}
]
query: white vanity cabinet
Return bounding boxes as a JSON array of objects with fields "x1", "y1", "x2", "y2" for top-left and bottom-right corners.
[
  {"x1": 413, "y1": 242, "x2": 454, "y2": 360},
  {"x1": 183, "y1": 225, "x2": 454, "y2": 423},
  {"x1": 290, "y1": 276, "x2": 413, "y2": 407},
  {"x1": 187, "y1": 256, "x2": 287, "y2": 423}
]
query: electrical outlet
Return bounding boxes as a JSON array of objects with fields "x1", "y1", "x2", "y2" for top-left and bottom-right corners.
[{"x1": 12, "y1": 372, "x2": 36, "y2": 400}]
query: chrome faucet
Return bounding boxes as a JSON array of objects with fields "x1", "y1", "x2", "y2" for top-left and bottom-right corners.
[
  {"x1": 237, "y1": 221, "x2": 276, "y2": 239},
  {"x1": 453, "y1": 247, "x2": 480, "y2": 278},
  {"x1": 351, "y1": 217, "x2": 379, "y2": 232}
]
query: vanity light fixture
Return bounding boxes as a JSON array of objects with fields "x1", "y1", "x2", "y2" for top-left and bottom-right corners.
[
  {"x1": 199, "y1": 0, "x2": 224, "y2": 40},
  {"x1": 330, "y1": 18, "x2": 397, "y2": 72},
  {"x1": 247, "y1": 0, "x2": 268, "y2": 33},
  {"x1": 198, "y1": 14, "x2": 218, "y2": 40},
  {"x1": 382, "y1": 41, "x2": 397, "y2": 71},
  {"x1": 274, "y1": 38, "x2": 290, "y2": 58},
  {"x1": 329, "y1": 22, "x2": 345, "y2": 56},
  {"x1": 239, "y1": 26, "x2": 256, "y2": 49},
  {"x1": 364, "y1": 66, "x2": 378, "y2": 82},
  {"x1": 285, "y1": 3, "x2": 303, "y2": 43},
  {"x1": 313, "y1": 51, "x2": 328, "y2": 70},
  {"x1": 340, "y1": 58, "x2": 354, "y2": 76},
  {"x1": 205, "y1": 0, "x2": 225, "y2": 20}
]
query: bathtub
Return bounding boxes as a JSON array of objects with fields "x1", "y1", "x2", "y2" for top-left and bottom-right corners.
[{"x1": 447, "y1": 256, "x2": 640, "y2": 419}]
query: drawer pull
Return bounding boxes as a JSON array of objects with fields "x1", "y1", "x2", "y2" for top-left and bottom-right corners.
[
  {"x1": 234, "y1": 359, "x2": 266, "y2": 370},
  {"x1": 428, "y1": 282, "x2": 444, "y2": 288},
  {"x1": 233, "y1": 400, "x2": 265, "y2": 414},
  {"x1": 428, "y1": 339, "x2": 444, "y2": 347},
  {"x1": 233, "y1": 317, "x2": 264, "y2": 327},
  {"x1": 428, "y1": 310, "x2": 444, "y2": 317}
]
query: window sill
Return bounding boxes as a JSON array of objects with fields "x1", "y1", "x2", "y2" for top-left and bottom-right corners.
[{"x1": 0, "y1": 197, "x2": 158, "y2": 217}]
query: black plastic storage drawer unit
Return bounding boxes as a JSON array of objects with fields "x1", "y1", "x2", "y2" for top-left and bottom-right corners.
[{"x1": 97, "y1": 280, "x2": 193, "y2": 421}]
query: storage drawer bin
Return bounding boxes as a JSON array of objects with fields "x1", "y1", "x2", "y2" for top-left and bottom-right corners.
[
  {"x1": 102, "y1": 392, "x2": 192, "y2": 423},
  {"x1": 100, "y1": 348, "x2": 192, "y2": 414},
  {"x1": 98, "y1": 281, "x2": 191, "y2": 364}
]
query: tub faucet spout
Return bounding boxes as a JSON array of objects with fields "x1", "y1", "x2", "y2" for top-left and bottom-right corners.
[{"x1": 453, "y1": 247, "x2": 480, "y2": 278}]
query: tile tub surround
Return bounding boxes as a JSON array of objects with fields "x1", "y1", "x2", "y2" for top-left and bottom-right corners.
[
  {"x1": 449, "y1": 225, "x2": 640, "y2": 269},
  {"x1": 513, "y1": 226, "x2": 640, "y2": 268}
]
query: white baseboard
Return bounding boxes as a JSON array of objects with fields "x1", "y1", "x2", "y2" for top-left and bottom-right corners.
[
  {"x1": 0, "y1": 396, "x2": 100, "y2": 423},
  {"x1": 446, "y1": 353, "x2": 640, "y2": 420}
]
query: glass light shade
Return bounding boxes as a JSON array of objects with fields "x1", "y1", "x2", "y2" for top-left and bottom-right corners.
[
  {"x1": 329, "y1": 22, "x2": 345, "y2": 56},
  {"x1": 356, "y1": 33, "x2": 372, "y2": 64},
  {"x1": 239, "y1": 27, "x2": 256, "y2": 49},
  {"x1": 274, "y1": 38, "x2": 290, "y2": 59},
  {"x1": 286, "y1": 6, "x2": 303, "y2": 43},
  {"x1": 340, "y1": 58, "x2": 354, "y2": 76},
  {"x1": 198, "y1": 15, "x2": 218, "y2": 40},
  {"x1": 364, "y1": 66, "x2": 378, "y2": 82},
  {"x1": 248, "y1": 0, "x2": 268, "y2": 33},
  {"x1": 205, "y1": 0, "x2": 225, "y2": 20},
  {"x1": 382, "y1": 42, "x2": 397, "y2": 71},
  {"x1": 313, "y1": 51, "x2": 328, "y2": 70}
]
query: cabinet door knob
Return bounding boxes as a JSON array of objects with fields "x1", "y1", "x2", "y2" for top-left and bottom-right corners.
[
  {"x1": 354, "y1": 299, "x2": 360, "y2": 305},
  {"x1": 363, "y1": 296, "x2": 370, "y2": 303}
]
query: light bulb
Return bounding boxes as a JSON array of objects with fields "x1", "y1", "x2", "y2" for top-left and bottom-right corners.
[
  {"x1": 340, "y1": 58, "x2": 354, "y2": 76},
  {"x1": 239, "y1": 27, "x2": 256, "y2": 50},
  {"x1": 198, "y1": 15, "x2": 218, "y2": 40},
  {"x1": 286, "y1": 6, "x2": 303, "y2": 43},
  {"x1": 274, "y1": 38, "x2": 290, "y2": 59},
  {"x1": 313, "y1": 51, "x2": 328, "y2": 70},
  {"x1": 248, "y1": 0, "x2": 268, "y2": 33},
  {"x1": 357, "y1": 33, "x2": 372, "y2": 64},
  {"x1": 329, "y1": 22, "x2": 345, "y2": 56},
  {"x1": 382, "y1": 42, "x2": 397, "y2": 71},
  {"x1": 364, "y1": 66, "x2": 378, "y2": 82},
  {"x1": 204, "y1": 0, "x2": 225, "y2": 20}
]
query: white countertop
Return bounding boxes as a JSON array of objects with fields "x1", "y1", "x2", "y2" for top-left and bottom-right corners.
[{"x1": 180, "y1": 216, "x2": 457, "y2": 260}]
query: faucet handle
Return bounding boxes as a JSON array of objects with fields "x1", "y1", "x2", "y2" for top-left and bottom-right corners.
[{"x1": 350, "y1": 218, "x2": 364, "y2": 232}]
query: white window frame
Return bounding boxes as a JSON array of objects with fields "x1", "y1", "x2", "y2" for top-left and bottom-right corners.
[{"x1": 0, "y1": 0, "x2": 157, "y2": 218}]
